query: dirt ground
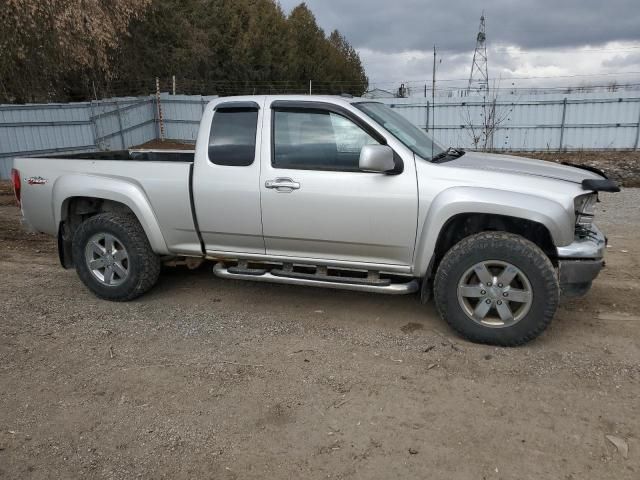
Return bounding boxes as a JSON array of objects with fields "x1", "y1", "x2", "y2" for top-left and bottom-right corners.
[
  {"x1": 1, "y1": 182, "x2": 639, "y2": 479},
  {"x1": 136, "y1": 139, "x2": 196, "y2": 151},
  {"x1": 510, "y1": 151, "x2": 640, "y2": 188}
]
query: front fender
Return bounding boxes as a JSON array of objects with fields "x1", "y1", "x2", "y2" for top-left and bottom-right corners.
[
  {"x1": 52, "y1": 174, "x2": 170, "y2": 255},
  {"x1": 413, "y1": 186, "x2": 573, "y2": 276}
]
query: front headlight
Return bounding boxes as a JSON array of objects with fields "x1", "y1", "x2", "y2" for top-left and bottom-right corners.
[{"x1": 574, "y1": 193, "x2": 597, "y2": 227}]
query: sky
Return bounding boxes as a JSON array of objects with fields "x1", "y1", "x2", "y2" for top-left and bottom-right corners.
[{"x1": 278, "y1": 0, "x2": 640, "y2": 92}]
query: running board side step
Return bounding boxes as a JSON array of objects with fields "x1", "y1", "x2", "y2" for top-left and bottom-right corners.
[{"x1": 213, "y1": 262, "x2": 419, "y2": 295}]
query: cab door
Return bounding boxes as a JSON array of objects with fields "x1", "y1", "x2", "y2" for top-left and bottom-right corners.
[
  {"x1": 192, "y1": 99, "x2": 265, "y2": 254},
  {"x1": 259, "y1": 100, "x2": 418, "y2": 267}
]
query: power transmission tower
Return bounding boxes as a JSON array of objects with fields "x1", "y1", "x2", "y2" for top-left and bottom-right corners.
[{"x1": 468, "y1": 13, "x2": 489, "y2": 93}]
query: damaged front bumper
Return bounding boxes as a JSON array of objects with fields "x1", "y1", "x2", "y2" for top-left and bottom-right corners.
[{"x1": 556, "y1": 224, "x2": 606, "y2": 297}]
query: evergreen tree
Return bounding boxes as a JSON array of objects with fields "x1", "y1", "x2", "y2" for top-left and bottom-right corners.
[{"x1": 1, "y1": 0, "x2": 368, "y2": 102}]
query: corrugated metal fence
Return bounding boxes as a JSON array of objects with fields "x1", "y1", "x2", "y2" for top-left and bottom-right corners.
[
  {"x1": 91, "y1": 97, "x2": 157, "y2": 151},
  {"x1": 2, "y1": 91, "x2": 639, "y2": 179},
  {"x1": 0, "y1": 100, "x2": 96, "y2": 179},
  {"x1": 386, "y1": 92, "x2": 640, "y2": 152},
  {"x1": 0, "y1": 94, "x2": 216, "y2": 179},
  {"x1": 162, "y1": 95, "x2": 218, "y2": 141}
]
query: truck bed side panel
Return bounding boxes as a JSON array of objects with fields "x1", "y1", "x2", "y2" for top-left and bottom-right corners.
[{"x1": 14, "y1": 157, "x2": 201, "y2": 256}]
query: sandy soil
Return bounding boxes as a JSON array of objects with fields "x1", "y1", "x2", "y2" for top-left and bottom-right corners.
[{"x1": 0, "y1": 185, "x2": 639, "y2": 479}]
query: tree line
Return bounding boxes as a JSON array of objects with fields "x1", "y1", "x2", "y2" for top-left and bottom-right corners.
[{"x1": 0, "y1": 0, "x2": 368, "y2": 103}]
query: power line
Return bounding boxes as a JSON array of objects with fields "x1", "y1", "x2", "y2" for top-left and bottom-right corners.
[
  {"x1": 113, "y1": 76, "x2": 640, "y2": 88},
  {"x1": 369, "y1": 70, "x2": 640, "y2": 85},
  {"x1": 108, "y1": 69, "x2": 640, "y2": 88},
  {"x1": 491, "y1": 45, "x2": 640, "y2": 55}
]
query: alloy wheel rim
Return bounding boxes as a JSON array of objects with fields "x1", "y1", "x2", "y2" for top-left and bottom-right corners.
[
  {"x1": 456, "y1": 260, "x2": 533, "y2": 328},
  {"x1": 84, "y1": 233, "x2": 130, "y2": 287}
]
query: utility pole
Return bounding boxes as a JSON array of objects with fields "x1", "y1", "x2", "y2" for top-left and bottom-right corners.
[
  {"x1": 431, "y1": 45, "x2": 437, "y2": 157},
  {"x1": 468, "y1": 13, "x2": 489, "y2": 93},
  {"x1": 432, "y1": 45, "x2": 436, "y2": 101}
]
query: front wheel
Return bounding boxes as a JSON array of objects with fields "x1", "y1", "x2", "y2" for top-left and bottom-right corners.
[
  {"x1": 433, "y1": 232, "x2": 559, "y2": 346},
  {"x1": 72, "y1": 212, "x2": 161, "y2": 301}
]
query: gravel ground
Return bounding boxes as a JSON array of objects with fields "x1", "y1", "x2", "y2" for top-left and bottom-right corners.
[
  {"x1": 0, "y1": 184, "x2": 639, "y2": 479},
  {"x1": 597, "y1": 189, "x2": 640, "y2": 227}
]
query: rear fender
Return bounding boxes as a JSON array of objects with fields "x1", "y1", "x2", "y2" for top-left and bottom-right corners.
[{"x1": 53, "y1": 174, "x2": 170, "y2": 254}]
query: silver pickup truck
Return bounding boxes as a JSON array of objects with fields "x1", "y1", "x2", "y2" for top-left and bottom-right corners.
[{"x1": 12, "y1": 95, "x2": 619, "y2": 346}]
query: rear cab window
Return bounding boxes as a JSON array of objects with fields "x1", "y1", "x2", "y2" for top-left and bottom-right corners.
[{"x1": 208, "y1": 105, "x2": 259, "y2": 166}]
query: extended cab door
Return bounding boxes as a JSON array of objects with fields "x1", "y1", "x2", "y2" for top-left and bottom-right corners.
[
  {"x1": 259, "y1": 100, "x2": 418, "y2": 267},
  {"x1": 192, "y1": 99, "x2": 265, "y2": 254}
]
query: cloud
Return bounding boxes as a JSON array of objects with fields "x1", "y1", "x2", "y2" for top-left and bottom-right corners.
[
  {"x1": 602, "y1": 51, "x2": 640, "y2": 68},
  {"x1": 280, "y1": 0, "x2": 640, "y2": 54},
  {"x1": 360, "y1": 44, "x2": 640, "y2": 89},
  {"x1": 279, "y1": 0, "x2": 640, "y2": 85}
]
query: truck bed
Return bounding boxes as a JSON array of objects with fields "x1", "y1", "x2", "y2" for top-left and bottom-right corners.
[
  {"x1": 44, "y1": 149, "x2": 195, "y2": 163},
  {"x1": 14, "y1": 151, "x2": 201, "y2": 256}
]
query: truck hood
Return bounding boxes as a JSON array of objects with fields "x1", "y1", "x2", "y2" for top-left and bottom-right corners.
[{"x1": 445, "y1": 151, "x2": 603, "y2": 184}]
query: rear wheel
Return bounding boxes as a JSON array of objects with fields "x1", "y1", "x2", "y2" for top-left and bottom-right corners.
[
  {"x1": 433, "y1": 232, "x2": 559, "y2": 346},
  {"x1": 72, "y1": 212, "x2": 161, "y2": 301}
]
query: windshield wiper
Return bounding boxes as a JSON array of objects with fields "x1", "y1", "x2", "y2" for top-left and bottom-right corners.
[{"x1": 431, "y1": 147, "x2": 465, "y2": 163}]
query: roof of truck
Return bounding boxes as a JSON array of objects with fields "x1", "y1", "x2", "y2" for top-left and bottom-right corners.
[{"x1": 207, "y1": 94, "x2": 377, "y2": 108}]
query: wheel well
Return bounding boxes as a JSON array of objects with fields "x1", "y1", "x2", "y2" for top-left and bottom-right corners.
[
  {"x1": 429, "y1": 213, "x2": 556, "y2": 278},
  {"x1": 58, "y1": 197, "x2": 137, "y2": 268}
]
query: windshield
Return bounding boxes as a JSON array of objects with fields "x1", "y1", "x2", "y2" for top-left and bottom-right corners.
[{"x1": 353, "y1": 102, "x2": 445, "y2": 159}]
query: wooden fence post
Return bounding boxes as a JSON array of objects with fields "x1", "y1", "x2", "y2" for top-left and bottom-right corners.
[
  {"x1": 558, "y1": 97, "x2": 568, "y2": 152},
  {"x1": 634, "y1": 103, "x2": 640, "y2": 151},
  {"x1": 114, "y1": 100, "x2": 126, "y2": 149},
  {"x1": 155, "y1": 77, "x2": 165, "y2": 142}
]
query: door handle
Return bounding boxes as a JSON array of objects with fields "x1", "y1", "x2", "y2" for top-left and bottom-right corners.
[{"x1": 265, "y1": 177, "x2": 300, "y2": 191}]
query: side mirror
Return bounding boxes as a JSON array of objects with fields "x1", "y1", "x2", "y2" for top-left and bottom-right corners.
[{"x1": 359, "y1": 145, "x2": 395, "y2": 173}]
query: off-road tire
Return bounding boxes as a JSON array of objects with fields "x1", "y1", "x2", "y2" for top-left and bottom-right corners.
[
  {"x1": 433, "y1": 232, "x2": 559, "y2": 346},
  {"x1": 72, "y1": 212, "x2": 161, "y2": 301}
]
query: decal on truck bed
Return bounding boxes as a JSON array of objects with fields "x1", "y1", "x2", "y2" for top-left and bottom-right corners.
[{"x1": 26, "y1": 176, "x2": 48, "y2": 185}]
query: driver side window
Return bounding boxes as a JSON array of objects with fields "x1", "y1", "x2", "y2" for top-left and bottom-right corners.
[{"x1": 273, "y1": 110, "x2": 379, "y2": 171}]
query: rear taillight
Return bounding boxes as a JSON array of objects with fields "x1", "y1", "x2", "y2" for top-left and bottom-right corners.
[{"x1": 11, "y1": 168, "x2": 21, "y2": 207}]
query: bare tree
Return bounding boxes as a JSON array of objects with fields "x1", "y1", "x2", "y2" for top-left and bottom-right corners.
[
  {"x1": 462, "y1": 87, "x2": 514, "y2": 151},
  {"x1": 0, "y1": 0, "x2": 150, "y2": 102}
]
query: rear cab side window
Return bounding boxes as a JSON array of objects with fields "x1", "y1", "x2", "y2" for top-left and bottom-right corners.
[{"x1": 208, "y1": 108, "x2": 258, "y2": 166}]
